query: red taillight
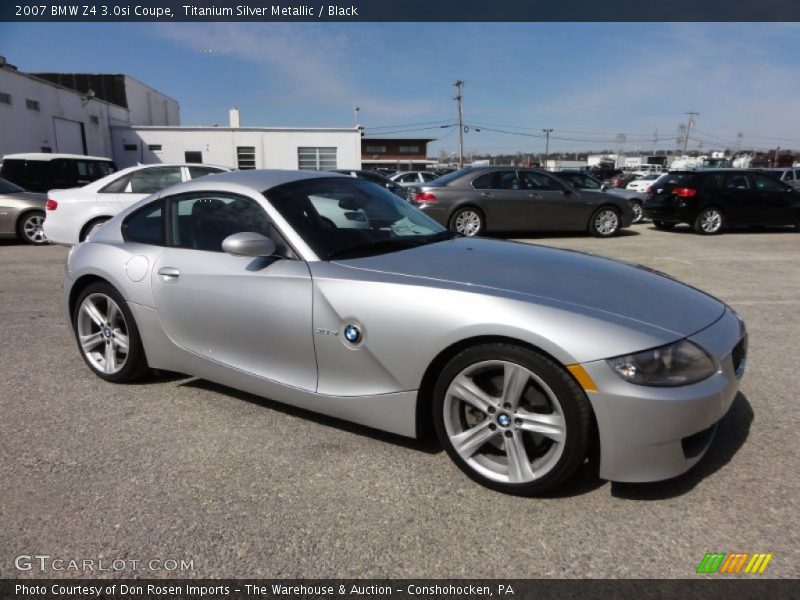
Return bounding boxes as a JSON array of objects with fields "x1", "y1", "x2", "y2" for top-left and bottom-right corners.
[
  {"x1": 672, "y1": 187, "x2": 697, "y2": 198},
  {"x1": 46, "y1": 199, "x2": 58, "y2": 210},
  {"x1": 413, "y1": 192, "x2": 437, "y2": 203}
]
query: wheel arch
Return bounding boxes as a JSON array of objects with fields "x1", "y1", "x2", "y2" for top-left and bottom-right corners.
[
  {"x1": 68, "y1": 274, "x2": 112, "y2": 323},
  {"x1": 79, "y1": 215, "x2": 113, "y2": 242}
]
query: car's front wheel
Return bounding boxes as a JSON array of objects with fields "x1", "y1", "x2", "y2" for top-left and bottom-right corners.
[
  {"x1": 694, "y1": 207, "x2": 724, "y2": 235},
  {"x1": 588, "y1": 207, "x2": 621, "y2": 237},
  {"x1": 17, "y1": 210, "x2": 48, "y2": 245},
  {"x1": 72, "y1": 282, "x2": 149, "y2": 382},
  {"x1": 433, "y1": 343, "x2": 591, "y2": 495},
  {"x1": 450, "y1": 207, "x2": 484, "y2": 237}
]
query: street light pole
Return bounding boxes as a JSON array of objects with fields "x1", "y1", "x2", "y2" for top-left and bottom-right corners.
[
  {"x1": 454, "y1": 80, "x2": 464, "y2": 168},
  {"x1": 542, "y1": 129, "x2": 553, "y2": 170}
]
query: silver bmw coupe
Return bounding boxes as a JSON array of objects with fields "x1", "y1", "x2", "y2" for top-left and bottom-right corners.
[{"x1": 64, "y1": 170, "x2": 747, "y2": 495}]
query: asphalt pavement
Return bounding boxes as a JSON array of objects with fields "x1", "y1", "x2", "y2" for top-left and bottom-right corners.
[{"x1": 0, "y1": 223, "x2": 798, "y2": 579}]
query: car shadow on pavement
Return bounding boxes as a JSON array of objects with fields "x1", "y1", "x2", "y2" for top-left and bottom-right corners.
[
  {"x1": 610, "y1": 392, "x2": 753, "y2": 501},
  {"x1": 651, "y1": 224, "x2": 796, "y2": 235},
  {"x1": 491, "y1": 229, "x2": 641, "y2": 240},
  {"x1": 179, "y1": 378, "x2": 443, "y2": 455}
]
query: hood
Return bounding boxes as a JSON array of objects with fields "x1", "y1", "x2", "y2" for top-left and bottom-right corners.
[{"x1": 336, "y1": 237, "x2": 724, "y2": 338}]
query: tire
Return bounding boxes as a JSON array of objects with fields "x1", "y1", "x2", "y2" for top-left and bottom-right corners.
[
  {"x1": 72, "y1": 282, "x2": 149, "y2": 383},
  {"x1": 449, "y1": 206, "x2": 485, "y2": 237},
  {"x1": 17, "y1": 210, "x2": 48, "y2": 245},
  {"x1": 80, "y1": 217, "x2": 111, "y2": 242},
  {"x1": 652, "y1": 220, "x2": 675, "y2": 231},
  {"x1": 693, "y1": 207, "x2": 724, "y2": 235},
  {"x1": 432, "y1": 343, "x2": 591, "y2": 496},
  {"x1": 629, "y1": 200, "x2": 644, "y2": 224},
  {"x1": 588, "y1": 206, "x2": 621, "y2": 237}
]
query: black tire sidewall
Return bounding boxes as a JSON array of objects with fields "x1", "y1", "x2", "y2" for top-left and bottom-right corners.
[
  {"x1": 72, "y1": 282, "x2": 148, "y2": 383},
  {"x1": 432, "y1": 343, "x2": 591, "y2": 496},
  {"x1": 449, "y1": 207, "x2": 484, "y2": 236}
]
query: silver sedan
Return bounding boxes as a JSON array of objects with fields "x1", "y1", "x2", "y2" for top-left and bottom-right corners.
[{"x1": 63, "y1": 170, "x2": 746, "y2": 495}]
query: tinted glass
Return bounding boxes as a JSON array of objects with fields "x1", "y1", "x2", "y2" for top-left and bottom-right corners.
[
  {"x1": 129, "y1": 168, "x2": 183, "y2": 194},
  {"x1": 752, "y1": 174, "x2": 788, "y2": 192},
  {"x1": 0, "y1": 178, "x2": 25, "y2": 194},
  {"x1": 435, "y1": 168, "x2": 472, "y2": 186},
  {"x1": 472, "y1": 171, "x2": 518, "y2": 190},
  {"x1": 266, "y1": 177, "x2": 445, "y2": 259},
  {"x1": 421, "y1": 172, "x2": 438, "y2": 181},
  {"x1": 520, "y1": 171, "x2": 561, "y2": 191},
  {"x1": 188, "y1": 167, "x2": 224, "y2": 180},
  {"x1": 658, "y1": 173, "x2": 698, "y2": 188},
  {"x1": 123, "y1": 202, "x2": 164, "y2": 245},
  {"x1": 723, "y1": 174, "x2": 751, "y2": 190},
  {"x1": 100, "y1": 174, "x2": 130, "y2": 193},
  {"x1": 26, "y1": 160, "x2": 52, "y2": 180},
  {"x1": 355, "y1": 171, "x2": 389, "y2": 184},
  {"x1": 170, "y1": 193, "x2": 271, "y2": 252},
  {"x1": 1, "y1": 160, "x2": 25, "y2": 180}
]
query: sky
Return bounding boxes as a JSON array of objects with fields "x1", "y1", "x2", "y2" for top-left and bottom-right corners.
[{"x1": 2, "y1": 22, "x2": 800, "y2": 157}]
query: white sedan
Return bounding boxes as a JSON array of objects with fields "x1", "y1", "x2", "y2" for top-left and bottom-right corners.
[
  {"x1": 626, "y1": 173, "x2": 664, "y2": 193},
  {"x1": 43, "y1": 163, "x2": 229, "y2": 245}
]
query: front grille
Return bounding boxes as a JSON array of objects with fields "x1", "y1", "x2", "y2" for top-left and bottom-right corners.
[
  {"x1": 682, "y1": 422, "x2": 718, "y2": 459},
  {"x1": 732, "y1": 334, "x2": 748, "y2": 378}
]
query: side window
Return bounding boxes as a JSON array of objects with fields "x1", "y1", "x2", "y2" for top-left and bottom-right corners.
[
  {"x1": 723, "y1": 174, "x2": 751, "y2": 190},
  {"x1": 702, "y1": 174, "x2": 724, "y2": 190},
  {"x1": 520, "y1": 171, "x2": 561, "y2": 191},
  {"x1": 752, "y1": 174, "x2": 788, "y2": 192},
  {"x1": 188, "y1": 167, "x2": 224, "y2": 180},
  {"x1": 123, "y1": 201, "x2": 164, "y2": 245},
  {"x1": 472, "y1": 171, "x2": 518, "y2": 190},
  {"x1": 471, "y1": 172, "x2": 494, "y2": 189},
  {"x1": 100, "y1": 174, "x2": 131, "y2": 193},
  {"x1": 399, "y1": 173, "x2": 418, "y2": 183},
  {"x1": 421, "y1": 172, "x2": 438, "y2": 182},
  {"x1": 129, "y1": 168, "x2": 183, "y2": 194},
  {"x1": 169, "y1": 193, "x2": 272, "y2": 252}
]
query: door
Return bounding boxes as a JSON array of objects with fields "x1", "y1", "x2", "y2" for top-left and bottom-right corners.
[
  {"x1": 470, "y1": 170, "x2": 527, "y2": 229},
  {"x1": 718, "y1": 173, "x2": 757, "y2": 225},
  {"x1": 519, "y1": 171, "x2": 590, "y2": 230},
  {"x1": 117, "y1": 166, "x2": 184, "y2": 210},
  {"x1": 53, "y1": 117, "x2": 86, "y2": 154},
  {"x1": 150, "y1": 191, "x2": 317, "y2": 391},
  {"x1": 749, "y1": 173, "x2": 797, "y2": 225}
]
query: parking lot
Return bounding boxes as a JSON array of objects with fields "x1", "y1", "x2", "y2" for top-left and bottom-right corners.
[{"x1": 0, "y1": 223, "x2": 798, "y2": 579}]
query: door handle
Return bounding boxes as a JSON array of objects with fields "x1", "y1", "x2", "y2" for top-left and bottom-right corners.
[
  {"x1": 528, "y1": 192, "x2": 542, "y2": 199},
  {"x1": 158, "y1": 267, "x2": 180, "y2": 282},
  {"x1": 480, "y1": 192, "x2": 492, "y2": 197}
]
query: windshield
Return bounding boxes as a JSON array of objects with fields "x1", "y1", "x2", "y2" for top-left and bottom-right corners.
[
  {"x1": 0, "y1": 178, "x2": 26, "y2": 194},
  {"x1": 266, "y1": 177, "x2": 449, "y2": 259}
]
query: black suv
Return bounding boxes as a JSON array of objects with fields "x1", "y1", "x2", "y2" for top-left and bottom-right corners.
[
  {"x1": 1, "y1": 153, "x2": 117, "y2": 192},
  {"x1": 643, "y1": 169, "x2": 800, "y2": 234}
]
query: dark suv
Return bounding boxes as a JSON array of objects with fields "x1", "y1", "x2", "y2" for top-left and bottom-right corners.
[
  {"x1": 1, "y1": 153, "x2": 117, "y2": 192},
  {"x1": 643, "y1": 169, "x2": 800, "y2": 234}
]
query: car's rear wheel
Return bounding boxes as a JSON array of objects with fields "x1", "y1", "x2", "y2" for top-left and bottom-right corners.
[
  {"x1": 588, "y1": 207, "x2": 621, "y2": 237},
  {"x1": 433, "y1": 343, "x2": 591, "y2": 495},
  {"x1": 652, "y1": 220, "x2": 675, "y2": 230},
  {"x1": 80, "y1": 217, "x2": 110, "y2": 242},
  {"x1": 450, "y1": 207, "x2": 484, "y2": 237},
  {"x1": 17, "y1": 210, "x2": 48, "y2": 245},
  {"x1": 73, "y1": 282, "x2": 149, "y2": 383},
  {"x1": 694, "y1": 207, "x2": 724, "y2": 235},
  {"x1": 630, "y1": 200, "x2": 644, "y2": 224}
]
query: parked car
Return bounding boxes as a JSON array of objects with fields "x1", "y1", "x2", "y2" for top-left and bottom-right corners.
[
  {"x1": 1, "y1": 153, "x2": 116, "y2": 193},
  {"x1": 587, "y1": 167, "x2": 622, "y2": 182},
  {"x1": 764, "y1": 168, "x2": 800, "y2": 190},
  {"x1": 644, "y1": 169, "x2": 800, "y2": 234},
  {"x1": 553, "y1": 171, "x2": 646, "y2": 224},
  {"x1": 332, "y1": 169, "x2": 408, "y2": 199},
  {"x1": 64, "y1": 169, "x2": 746, "y2": 495},
  {"x1": 609, "y1": 172, "x2": 639, "y2": 189},
  {"x1": 44, "y1": 163, "x2": 229, "y2": 245},
  {"x1": 390, "y1": 171, "x2": 440, "y2": 188},
  {"x1": 0, "y1": 177, "x2": 48, "y2": 244},
  {"x1": 626, "y1": 172, "x2": 663, "y2": 193},
  {"x1": 410, "y1": 167, "x2": 633, "y2": 237}
]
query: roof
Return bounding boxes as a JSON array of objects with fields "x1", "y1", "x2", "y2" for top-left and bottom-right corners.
[
  {"x1": 2, "y1": 153, "x2": 114, "y2": 161},
  {"x1": 168, "y1": 168, "x2": 348, "y2": 194},
  {"x1": 362, "y1": 137, "x2": 436, "y2": 142}
]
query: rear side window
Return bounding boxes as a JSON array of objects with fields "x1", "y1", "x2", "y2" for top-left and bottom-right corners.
[
  {"x1": 100, "y1": 174, "x2": 130, "y2": 193},
  {"x1": 520, "y1": 171, "x2": 562, "y2": 191},
  {"x1": 723, "y1": 174, "x2": 751, "y2": 190},
  {"x1": 472, "y1": 171, "x2": 519, "y2": 190},
  {"x1": 188, "y1": 167, "x2": 224, "y2": 180},
  {"x1": 123, "y1": 201, "x2": 164, "y2": 245},
  {"x1": 129, "y1": 167, "x2": 183, "y2": 194},
  {"x1": 658, "y1": 173, "x2": 698, "y2": 188},
  {"x1": 0, "y1": 159, "x2": 25, "y2": 180}
]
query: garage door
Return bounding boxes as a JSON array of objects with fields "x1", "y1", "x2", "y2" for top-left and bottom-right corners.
[{"x1": 53, "y1": 117, "x2": 86, "y2": 154}]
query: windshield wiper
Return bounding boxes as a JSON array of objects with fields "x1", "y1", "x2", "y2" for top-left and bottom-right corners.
[
  {"x1": 421, "y1": 230, "x2": 461, "y2": 244},
  {"x1": 326, "y1": 238, "x2": 424, "y2": 260}
]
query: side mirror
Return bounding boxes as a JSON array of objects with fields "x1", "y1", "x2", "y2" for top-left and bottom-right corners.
[{"x1": 222, "y1": 232, "x2": 276, "y2": 257}]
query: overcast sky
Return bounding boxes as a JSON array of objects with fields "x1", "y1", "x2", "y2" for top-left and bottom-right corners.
[{"x1": 2, "y1": 22, "x2": 799, "y2": 156}]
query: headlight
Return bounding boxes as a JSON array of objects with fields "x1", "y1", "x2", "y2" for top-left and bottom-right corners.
[{"x1": 607, "y1": 339, "x2": 716, "y2": 387}]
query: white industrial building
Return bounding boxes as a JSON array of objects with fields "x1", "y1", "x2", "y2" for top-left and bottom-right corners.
[
  {"x1": 110, "y1": 109, "x2": 362, "y2": 171},
  {"x1": 0, "y1": 57, "x2": 180, "y2": 159}
]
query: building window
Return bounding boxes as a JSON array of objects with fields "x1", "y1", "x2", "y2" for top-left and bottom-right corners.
[
  {"x1": 365, "y1": 145, "x2": 386, "y2": 153},
  {"x1": 184, "y1": 151, "x2": 203, "y2": 164},
  {"x1": 0, "y1": 92, "x2": 11, "y2": 105},
  {"x1": 25, "y1": 99, "x2": 40, "y2": 112},
  {"x1": 399, "y1": 145, "x2": 420, "y2": 154},
  {"x1": 123, "y1": 144, "x2": 138, "y2": 152},
  {"x1": 40, "y1": 146, "x2": 52, "y2": 153},
  {"x1": 148, "y1": 144, "x2": 162, "y2": 152},
  {"x1": 237, "y1": 146, "x2": 256, "y2": 170},
  {"x1": 90, "y1": 115, "x2": 100, "y2": 125},
  {"x1": 298, "y1": 147, "x2": 337, "y2": 171}
]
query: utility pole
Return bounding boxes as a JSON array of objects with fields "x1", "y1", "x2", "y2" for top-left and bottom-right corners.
[
  {"x1": 453, "y1": 80, "x2": 464, "y2": 168},
  {"x1": 653, "y1": 130, "x2": 658, "y2": 156},
  {"x1": 542, "y1": 129, "x2": 553, "y2": 170},
  {"x1": 683, "y1": 111, "x2": 699, "y2": 154},
  {"x1": 353, "y1": 106, "x2": 360, "y2": 127}
]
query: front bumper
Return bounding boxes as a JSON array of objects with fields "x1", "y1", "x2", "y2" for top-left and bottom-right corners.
[{"x1": 581, "y1": 308, "x2": 745, "y2": 483}]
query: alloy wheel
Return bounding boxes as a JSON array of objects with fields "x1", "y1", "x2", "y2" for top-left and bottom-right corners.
[
  {"x1": 699, "y1": 209, "x2": 722, "y2": 234},
  {"x1": 76, "y1": 293, "x2": 130, "y2": 375},
  {"x1": 631, "y1": 202, "x2": 643, "y2": 224},
  {"x1": 594, "y1": 209, "x2": 619, "y2": 235},
  {"x1": 22, "y1": 214, "x2": 47, "y2": 244},
  {"x1": 443, "y1": 360, "x2": 566, "y2": 484},
  {"x1": 454, "y1": 210, "x2": 482, "y2": 236}
]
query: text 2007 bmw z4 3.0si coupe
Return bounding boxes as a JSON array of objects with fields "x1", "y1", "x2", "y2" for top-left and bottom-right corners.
[{"x1": 63, "y1": 169, "x2": 747, "y2": 495}]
